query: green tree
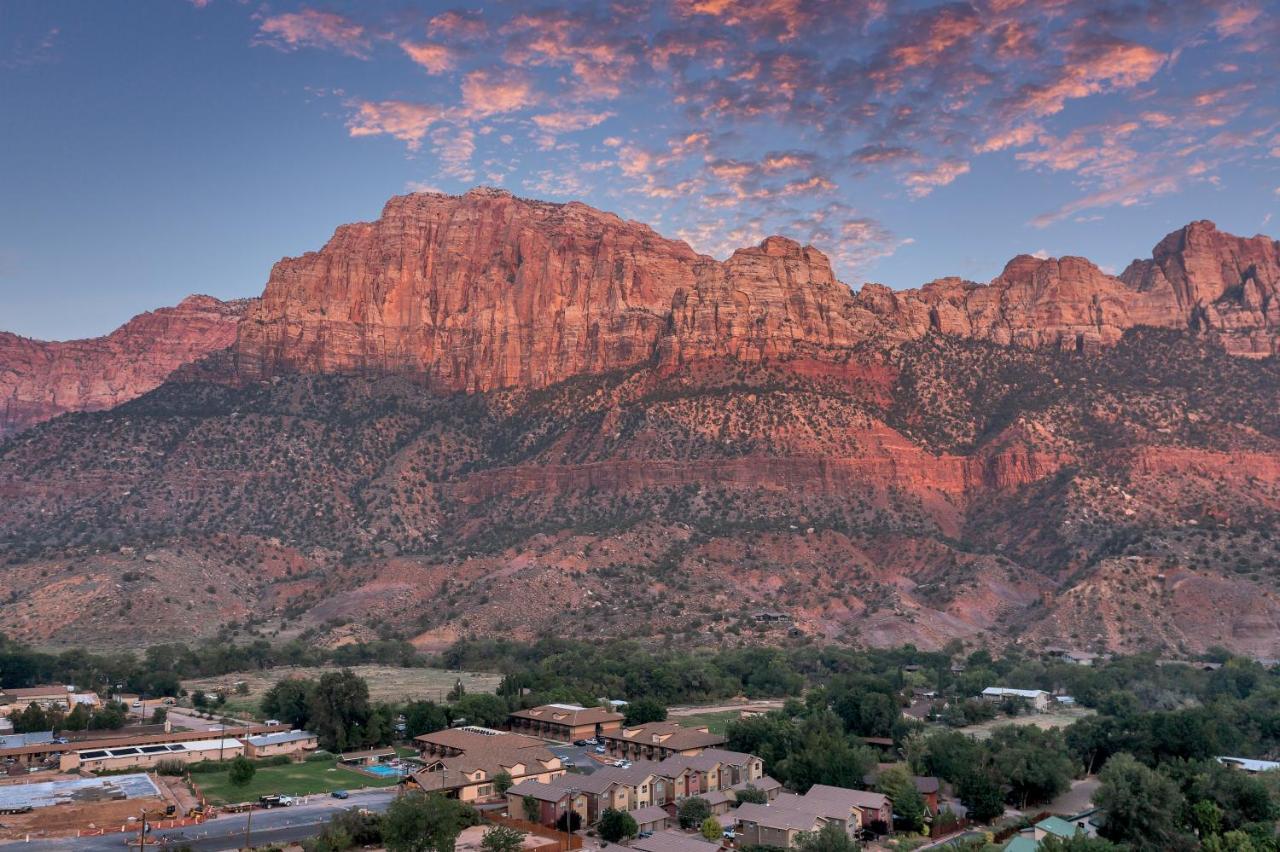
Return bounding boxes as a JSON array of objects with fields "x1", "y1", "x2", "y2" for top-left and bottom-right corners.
[
  {"x1": 700, "y1": 816, "x2": 723, "y2": 842},
  {"x1": 383, "y1": 791, "x2": 473, "y2": 852},
  {"x1": 1094, "y1": 753, "x2": 1187, "y2": 850},
  {"x1": 13, "y1": 702, "x2": 48, "y2": 733},
  {"x1": 956, "y1": 771, "x2": 1005, "y2": 823},
  {"x1": 493, "y1": 771, "x2": 514, "y2": 796},
  {"x1": 794, "y1": 822, "x2": 859, "y2": 852},
  {"x1": 987, "y1": 725, "x2": 1075, "y2": 808},
  {"x1": 776, "y1": 712, "x2": 876, "y2": 793},
  {"x1": 678, "y1": 796, "x2": 712, "y2": 829},
  {"x1": 480, "y1": 825, "x2": 526, "y2": 852},
  {"x1": 262, "y1": 678, "x2": 315, "y2": 728},
  {"x1": 229, "y1": 754, "x2": 256, "y2": 786},
  {"x1": 90, "y1": 701, "x2": 128, "y2": 730},
  {"x1": 63, "y1": 703, "x2": 91, "y2": 731},
  {"x1": 597, "y1": 807, "x2": 638, "y2": 842},
  {"x1": 623, "y1": 697, "x2": 667, "y2": 726},
  {"x1": 151, "y1": 706, "x2": 167, "y2": 725},
  {"x1": 403, "y1": 700, "x2": 449, "y2": 738},
  {"x1": 733, "y1": 785, "x2": 768, "y2": 806},
  {"x1": 449, "y1": 693, "x2": 509, "y2": 729},
  {"x1": 307, "y1": 670, "x2": 371, "y2": 752}
]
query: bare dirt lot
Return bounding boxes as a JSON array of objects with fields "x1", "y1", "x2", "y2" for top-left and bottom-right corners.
[
  {"x1": 955, "y1": 706, "x2": 1095, "y2": 740},
  {"x1": 182, "y1": 664, "x2": 503, "y2": 714}
]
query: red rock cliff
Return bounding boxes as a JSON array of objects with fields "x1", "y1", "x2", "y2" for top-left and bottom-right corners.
[{"x1": 0, "y1": 295, "x2": 253, "y2": 437}]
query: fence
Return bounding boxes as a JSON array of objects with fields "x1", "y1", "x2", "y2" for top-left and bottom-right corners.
[{"x1": 484, "y1": 809, "x2": 583, "y2": 851}]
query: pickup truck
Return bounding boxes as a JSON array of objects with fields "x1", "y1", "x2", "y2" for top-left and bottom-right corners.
[{"x1": 258, "y1": 795, "x2": 295, "y2": 808}]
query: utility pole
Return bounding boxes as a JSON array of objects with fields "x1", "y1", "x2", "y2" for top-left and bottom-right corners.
[
  {"x1": 243, "y1": 801, "x2": 253, "y2": 851},
  {"x1": 137, "y1": 807, "x2": 146, "y2": 852}
]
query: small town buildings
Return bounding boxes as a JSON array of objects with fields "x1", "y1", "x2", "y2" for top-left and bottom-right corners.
[
  {"x1": 0, "y1": 685, "x2": 72, "y2": 715},
  {"x1": 980, "y1": 687, "x2": 1052, "y2": 712},
  {"x1": 733, "y1": 775, "x2": 782, "y2": 800},
  {"x1": 628, "y1": 804, "x2": 673, "y2": 834},
  {"x1": 630, "y1": 830, "x2": 722, "y2": 852},
  {"x1": 730, "y1": 783, "x2": 892, "y2": 848},
  {"x1": 601, "y1": 721, "x2": 727, "y2": 761},
  {"x1": 66, "y1": 737, "x2": 244, "y2": 772},
  {"x1": 410, "y1": 727, "x2": 566, "y2": 802},
  {"x1": 507, "y1": 703, "x2": 624, "y2": 742},
  {"x1": 339, "y1": 747, "x2": 397, "y2": 767},
  {"x1": 1034, "y1": 816, "x2": 1079, "y2": 842},
  {"x1": 733, "y1": 800, "x2": 826, "y2": 848},
  {"x1": 242, "y1": 730, "x2": 318, "y2": 759},
  {"x1": 805, "y1": 784, "x2": 890, "y2": 832},
  {"x1": 861, "y1": 765, "x2": 941, "y2": 814},
  {"x1": 506, "y1": 778, "x2": 589, "y2": 827}
]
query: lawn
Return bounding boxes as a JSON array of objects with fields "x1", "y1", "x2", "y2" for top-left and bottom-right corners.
[
  {"x1": 193, "y1": 759, "x2": 403, "y2": 804},
  {"x1": 666, "y1": 709, "x2": 741, "y2": 735},
  {"x1": 954, "y1": 707, "x2": 1095, "y2": 740}
]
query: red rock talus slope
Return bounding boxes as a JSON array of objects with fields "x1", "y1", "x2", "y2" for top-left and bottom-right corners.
[
  {"x1": 0, "y1": 295, "x2": 253, "y2": 438},
  {"x1": 236, "y1": 188, "x2": 1280, "y2": 388}
]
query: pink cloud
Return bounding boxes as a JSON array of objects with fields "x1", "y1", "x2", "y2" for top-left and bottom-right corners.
[
  {"x1": 1012, "y1": 38, "x2": 1166, "y2": 117},
  {"x1": 905, "y1": 159, "x2": 970, "y2": 198},
  {"x1": 400, "y1": 41, "x2": 455, "y2": 74},
  {"x1": 428, "y1": 10, "x2": 487, "y2": 40},
  {"x1": 256, "y1": 9, "x2": 369, "y2": 59},
  {"x1": 530, "y1": 111, "x2": 614, "y2": 133},
  {"x1": 346, "y1": 101, "x2": 441, "y2": 150},
  {"x1": 976, "y1": 123, "x2": 1042, "y2": 153},
  {"x1": 460, "y1": 69, "x2": 537, "y2": 117}
]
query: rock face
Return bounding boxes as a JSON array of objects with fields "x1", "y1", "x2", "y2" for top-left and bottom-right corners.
[
  {"x1": 236, "y1": 189, "x2": 1280, "y2": 389},
  {"x1": 0, "y1": 295, "x2": 253, "y2": 438}
]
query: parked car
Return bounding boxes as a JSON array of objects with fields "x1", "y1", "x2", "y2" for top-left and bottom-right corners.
[
  {"x1": 586, "y1": 738, "x2": 598, "y2": 745},
  {"x1": 563, "y1": 760, "x2": 576, "y2": 768},
  {"x1": 723, "y1": 830, "x2": 736, "y2": 839},
  {"x1": 574, "y1": 739, "x2": 590, "y2": 746},
  {"x1": 331, "y1": 790, "x2": 349, "y2": 800},
  {"x1": 594, "y1": 746, "x2": 606, "y2": 754}
]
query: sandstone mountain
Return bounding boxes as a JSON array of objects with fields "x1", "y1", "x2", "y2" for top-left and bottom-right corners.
[
  {"x1": 0, "y1": 295, "x2": 253, "y2": 438},
  {"x1": 1, "y1": 189, "x2": 1278, "y2": 656}
]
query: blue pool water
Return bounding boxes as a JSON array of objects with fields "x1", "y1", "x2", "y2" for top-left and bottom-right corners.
[{"x1": 364, "y1": 764, "x2": 407, "y2": 777}]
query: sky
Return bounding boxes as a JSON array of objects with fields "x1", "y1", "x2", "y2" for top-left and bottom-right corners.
[{"x1": 1, "y1": 1, "x2": 1278, "y2": 341}]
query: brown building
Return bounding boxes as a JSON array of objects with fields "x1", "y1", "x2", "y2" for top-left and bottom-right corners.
[
  {"x1": 410, "y1": 727, "x2": 565, "y2": 803},
  {"x1": 0, "y1": 685, "x2": 72, "y2": 715},
  {"x1": 733, "y1": 801, "x2": 826, "y2": 848},
  {"x1": 243, "y1": 730, "x2": 318, "y2": 759},
  {"x1": 506, "y1": 778, "x2": 590, "y2": 827},
  {"x1": 507, "y1": 704, "x2": 624, "y2": 742},
  {"x1": 600, "y1": 721, "x2": 727, "y2": 761},
  {"x1": 631, "y1": 830, "x2": 722, "y2": 852},
  {"x1": 629, "y1": 804, "x2": 673, "y2": 834},
  {"x1": 65, "y1": 736, "x2": 245, "y2": 772}
]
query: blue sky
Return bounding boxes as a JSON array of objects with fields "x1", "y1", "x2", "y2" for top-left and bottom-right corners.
[{"x1": 1, "y1": 0, "x2": 1277, "y2": 340}]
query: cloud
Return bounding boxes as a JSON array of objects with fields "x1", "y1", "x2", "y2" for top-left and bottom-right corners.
[
  {"x1": 1030, "y1": 166, "x2": 1187, "y2": 228},
  {"x1": 400, "y1": 41, "x2": 456, "y2": 74},
  {"x1": 1009, "y1": 37, "x2": 1165, "y2": 117},
  {"x1": 976, "y1": 123, "x2": 1041, "y2": 153},
  {"x1": 905, "y1": 159, "x2": 970, "y2": 197},
  {"x1": 460, "y1": 69, "x2": 537, "y2": 117},
  {"x1": 530, "y1": 110, "x2": 613, "y2": 134},
  {"x1": 346, "y1": 101, "x2": 442, "y2": 150},
  {"x1": 428, "y1": 10, "x2": 487, "y2": 40},
  {"x1": 256, "y1": 9, "x2": 369, "y2": 58}
]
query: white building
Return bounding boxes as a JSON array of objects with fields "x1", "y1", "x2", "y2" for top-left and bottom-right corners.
[{"x1": 980, "y1": 687, "x2": 1052, "y2": 712}]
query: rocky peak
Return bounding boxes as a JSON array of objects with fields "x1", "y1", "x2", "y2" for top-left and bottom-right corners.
[{"x1": 0, "y1": 295, "x2": 253, "y2": 438}]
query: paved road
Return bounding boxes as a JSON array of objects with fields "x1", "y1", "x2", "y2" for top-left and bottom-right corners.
[{"x1": 7, "y1": 788, "x2": 398, "y2": 851}]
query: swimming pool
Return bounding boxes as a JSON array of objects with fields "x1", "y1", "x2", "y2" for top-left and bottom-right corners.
[{"x1": 363, "y1": 763, "x2": 407, "y2": 777}]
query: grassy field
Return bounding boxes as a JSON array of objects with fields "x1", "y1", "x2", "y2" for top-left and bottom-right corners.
[
  {"x1": 182, "y1": 665, "x2": 503, "y2": 716},
  {"x1": 666, "y1": 709, "x2": 741, "y2": 734},
  {"x1": 955, "y1": 706, "x2": 1095, "y2": 740},
  {"x1": 193, "y1": 758, "x2": 403, "y2": 804}
]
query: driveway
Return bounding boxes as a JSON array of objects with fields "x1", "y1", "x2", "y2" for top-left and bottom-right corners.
[{"x1": 550, "y1": 743, "x2": 605, "y2": 776}]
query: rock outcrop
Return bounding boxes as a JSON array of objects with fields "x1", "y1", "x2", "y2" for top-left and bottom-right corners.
[
  {"x1": 236, "y1": 189, "x2": 1280, "y2": 391},
  {"x1": 0, "y1": 295, "x2": 253, "y2": 438}
]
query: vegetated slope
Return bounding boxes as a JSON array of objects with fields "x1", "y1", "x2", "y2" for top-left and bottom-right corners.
[{"x1": 2, "y1": 329, "x2": 1278, "y2": 654}]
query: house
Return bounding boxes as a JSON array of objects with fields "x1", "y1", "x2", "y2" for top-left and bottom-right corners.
[
  {"x1": 861, "y1": 766, "x2": 940, "y2": 814},
  {"x1": 1218, "y1": 756, "x2": 1280, "y2": 774},
  {"x1": 631, "y1": 830, "x2": 722, "y2": 852},
  {"x1": 0, "y1": 685, "x2": 72, "y2": 715},
  {"x1": 410, "y1": 727, "x2": 565, "y2": 803},
  {"x1": 507, "y1": 703, "x2": 624, "y2": 742},
  {"x1": 628, "y1": 804, "x2": 673, "y2": 834},
  {"x1": 1034, "y1": 816, "x2": 1079, "y2": 842},
  {"x1": 66, "y1": 737, "x2": 244, "y2": 772},
  {"x1": 702, "y1": 789, "x2": 737, "y2": 816},
  {"x1": 600, "y1": 721, "x2": 727, "y2": 761},
  {"x1": 655, "y1": 749, "x2": 764, "y2": 798},
  {"x1": 805, "y1": 785, "x2": 890, "y2": 832},
  {"x1": 242, "y1": 730, "x2": 318, "y2": 759},
  {"x1": 506, "y1": 778, "x2": 589, "y2": 828},
  {"x1": 770, "y1": 792, "x2": 862, "y2": 835},
  {"x1": 980, "y1": 688, "x2": 1052, "y2": 712},
  {"x1": 573, "y1": 762, "x2": 665, "y2": 819},
  {"x1": 732, "y1": 800, "x2": 826, "y2": 848},
  {"x1": 732, "y1": 775, "x2": 782, "y2": 801}
]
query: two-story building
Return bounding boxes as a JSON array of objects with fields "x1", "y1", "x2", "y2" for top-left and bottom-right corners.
[
  {"x1": 600, "y1": 721, "x2": 727, "y2": 761},
  {"x1": 507, "y1": 704, "x2": 624, "y2": 742}
]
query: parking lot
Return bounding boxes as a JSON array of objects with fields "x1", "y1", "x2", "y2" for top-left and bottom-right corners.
[{"x1": 549, "y1": 740, "x2": 622, "y2": 776}]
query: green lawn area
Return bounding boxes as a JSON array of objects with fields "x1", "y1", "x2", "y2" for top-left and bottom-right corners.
[
  {"x1": 669, "y1": 709, "x2": 740, "y2": 735},
  {"x1": 193, "y1": 759, "x2": 403, "y2": 804}
]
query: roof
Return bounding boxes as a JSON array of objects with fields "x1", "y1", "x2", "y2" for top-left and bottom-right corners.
[
  {"x1": 914, "y1": 776, "x2": 940, "y2": 794},
  {"x1": 982, "y1": 687, "x2": 1049, "y2": 699},
  {"x1": 508, "y1": 779, "x2": 574, "y2": 803},
  {"x1": 0, "y1": 724, "x2": 289, "y2": 758},
  {"x1": 415, "y1": 727, "x2": 544, "y2": 752},
  {"x1": 78, "y1": 737, "x2": 241, "y2": 761},
  {"x1": 0, "y1": 686, "x2": 69, "y2": 701},
  {"x1": 1036, "y1": 816, "x2": 1077, "y2": 839},
  {"x1": 1004, "y1": 837, "x2": 1039, "y2": 852},
  {"x1": 245, "y1": 730, "x2": 316, "y2": 747},
  {"x1": 339, "y1": 747, "x2": 396, "y2": 761},
  {"x1": 733, "y1": 801, "x2": 824, "y2": 832},
  {"x1": 805, "y1": 784, "x2": 889, "y2": 811},
  {"x1": 509, "y1": 704, "x2": 623, "y2": 727},
  {"x1": 702, "y1": 790, "x2": 735, "y2": 807},
  {"x1": 0, "y1": 732, "x2": 54, "y2": 749},
  {"x1": 628, "y1": 805, "x2": 671, "y2": 824},
  {"x1": 630, "y1": 830, "x2": 722, "y2": 852},
  {"x1": 1218, "y1": 756, "x2": 1280, "y2": 773},
  {"x1": 601, "y1": 721, "x2": 726, "y2": 752},
  {"x1": 733, "y1": 775, "x2": 781, "y2": 794}
]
